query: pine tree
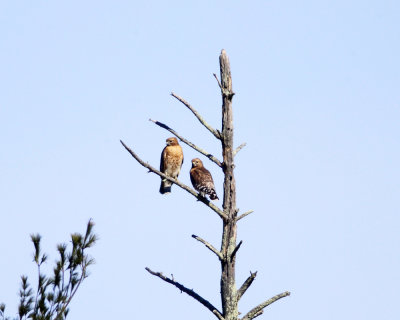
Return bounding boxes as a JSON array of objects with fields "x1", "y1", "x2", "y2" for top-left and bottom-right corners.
[{"x1": 0, "y1": 220, "x2": 97, "y2": 320}]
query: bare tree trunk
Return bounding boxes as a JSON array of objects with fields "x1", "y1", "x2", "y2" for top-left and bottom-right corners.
[
  {"x1": 121, "y1": 49, "x2": 290, "y2": 320},
  {"x1": 219, "y1": 50, "x2": 238, "y2": 320}
]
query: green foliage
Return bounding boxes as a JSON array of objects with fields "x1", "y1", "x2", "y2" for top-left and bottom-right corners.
[{"x1": 1, "y1": 220, "x2": 97, "y2": 320}]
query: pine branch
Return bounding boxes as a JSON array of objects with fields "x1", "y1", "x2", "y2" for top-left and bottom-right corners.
[
  {"x1": 54, "y1": 270, "x2": 85, "y2": 320},
  {"x1": 149, "y1": 119, "x2": 222, "y2": 167},
  {"x1": 54, "y1": 220, "x2": 97, "y2": 320},
  {"x1": 237, "y1": 271, "x2": 257, "y2": 301},
  {"x1": 120, "y1": 140, "x2": 228, "y2": 220},
  {"x1": 145, "y1": 267, "x2": 225, "y2": 320},
  {"x1": 241, "y1": 291, "x2": 291, "y2": 320},
  {"x1": 1, "y1": 220, "x2": 96, "y2": 320},
  {"x1": 171, "y1": 92, "x2": 221, "y2": 140},
  {"x1": 192, "y1": 235, "x2": 223, "y2": 261}
]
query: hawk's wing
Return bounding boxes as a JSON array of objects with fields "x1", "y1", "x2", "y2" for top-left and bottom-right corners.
[{"x1": 160, "y1": 146, "x2": 167, "y2": 172}]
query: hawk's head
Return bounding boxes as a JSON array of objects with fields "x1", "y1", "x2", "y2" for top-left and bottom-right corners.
[
  {"x1": 166, "y1": 137, "x2": 179, "y2": 146},
  {"x1": 191, "y1": 158, "x2": 203, "y2": 168}
]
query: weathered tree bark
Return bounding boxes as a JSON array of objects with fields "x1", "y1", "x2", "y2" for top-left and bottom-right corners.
[
  {"x1": 219, "y1": 50, "x2": 238, "y2": 320},
  {"x1": 122, "y1": 49, "x2": 290, "y2": 320}
]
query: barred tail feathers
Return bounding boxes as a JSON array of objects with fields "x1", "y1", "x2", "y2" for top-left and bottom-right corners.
[
  {"x1": 209, "y1": 190, "x2": 219, "y2": 200},
  {"x1": 198, "y1": 185, "x2": 219, "y2": 200}
]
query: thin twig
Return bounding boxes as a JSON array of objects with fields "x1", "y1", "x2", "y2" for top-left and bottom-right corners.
[
  {"x1": 237, "y1": 271, "x2": 257, "y2": 301},
  {"x1": 192, "y1": 235, "x2": 223, "y2": 261},
  {"x1": 230, "y1": 240, "x2": 243, "y2": 262},
  {"x1": 236, "y1": 210, "x2": 254, "y2": 222},
  {"x1": 241, "y1": 291, "x2": 291, "y2": 320},
  {"x1": 234, "y1": 143, "x2": 247, "y2": 156},
  {"x1": 145, "y1": 267, "x2": 225, "y2": 320},
  {"x1": 120, "y1": 140, "x2": 228, "y2": 220},
  {"x1": 171, "y1": 92, "x2": 221, "y2": 140},
  {"x1": 213, "y1": 73, "x2": 222, "y2": 90},
  {"x1": 149, "y1": 119, "x2": 222, "y2": 167}
]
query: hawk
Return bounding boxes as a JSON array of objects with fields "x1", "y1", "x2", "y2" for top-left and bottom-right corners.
[
  {"x1": 159, "y1": 137, "x2": 184, "y2": 194},
  {"x1": 190, "y1": 158, "x2": 219, "y2": 200}
]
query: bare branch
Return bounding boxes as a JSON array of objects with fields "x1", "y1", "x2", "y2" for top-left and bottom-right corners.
[
  {"x1": 230, "y1": 240, "x2": 243, "y2": 262},
  {"x1": 234, "y1": 143, "x2": 246, "y2": 156},
  {"x1": 241, "y1": 291, "x2": 291, "y2": 320},
  {"x1": 213, "y1": 310, "x2": 225, "y2": 320},
  {"x1": 120, "y1": 140, "x2": 228, "y2": 220},
  {"x1": 145, "y1": 267, "x2": 225, "y2": 320},
  {"x1": 236, "y1": 210, "x2": 254, "y2": 222},
  {"x1": 192, "y1": 235, "x2": 223, "y2": 261},
  {"x1": 213, "y1": 73, "x2": 222, "y2": 90},
  {"x1": 171, "y1": 92, "x2": 221, "y2": 140},
  {"x1": 251, "y1": 310, "x2": 263, "y2": 319},
  {"x1": 237, "y1": 271, "x2": 257, "y2": 301},
  {"x1": 149, "y1": 119, "x2": 222, "y2": 167}
]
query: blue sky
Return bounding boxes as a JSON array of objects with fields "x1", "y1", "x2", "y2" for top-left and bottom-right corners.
[{"x1": 1, "y1": 1, "x2": 399, "y2": 319}]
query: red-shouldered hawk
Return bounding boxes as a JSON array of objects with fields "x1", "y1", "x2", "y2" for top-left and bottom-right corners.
[
  {"x1": 159, "y1": 137, "x2": 184, "y2": 194},
  {"x1": 190, "y1": 158, "x2": 219, "y2": 200}
]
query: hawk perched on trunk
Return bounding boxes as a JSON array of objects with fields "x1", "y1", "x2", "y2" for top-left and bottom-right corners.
[
  {"x1": 190, "y1": 158, "x2": 219, "y2": 200},
  {"x1": 159, "y1": 137, "x2": 183, "y2": 194}
]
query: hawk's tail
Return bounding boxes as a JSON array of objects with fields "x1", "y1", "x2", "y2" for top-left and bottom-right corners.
[
  {"x1": 198, "y1": 185, "x2": 219, "y2": 201},
  {"x1": 209, "y1": 190, "x2": 219, "y2": 200},
  {"x1": 159, "y1": 180, "x2": 172, "y2": 194}
]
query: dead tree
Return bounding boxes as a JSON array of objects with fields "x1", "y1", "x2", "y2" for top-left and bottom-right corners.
[{"x1": 121, "y1": 50, "x2": 290, "y2": 320}]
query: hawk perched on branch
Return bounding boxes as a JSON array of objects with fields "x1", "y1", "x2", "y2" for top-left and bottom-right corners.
[
  {"x1": 190, "y1": 158, "x2": 219, "y2": 200},
  {"x1": 159, "y1": 137, "x2": 184, "y2": 194}
]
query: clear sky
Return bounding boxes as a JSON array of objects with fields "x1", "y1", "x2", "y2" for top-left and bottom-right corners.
[{"x1": 1, "y1": 1, "x2": 399, "y2": 319}]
